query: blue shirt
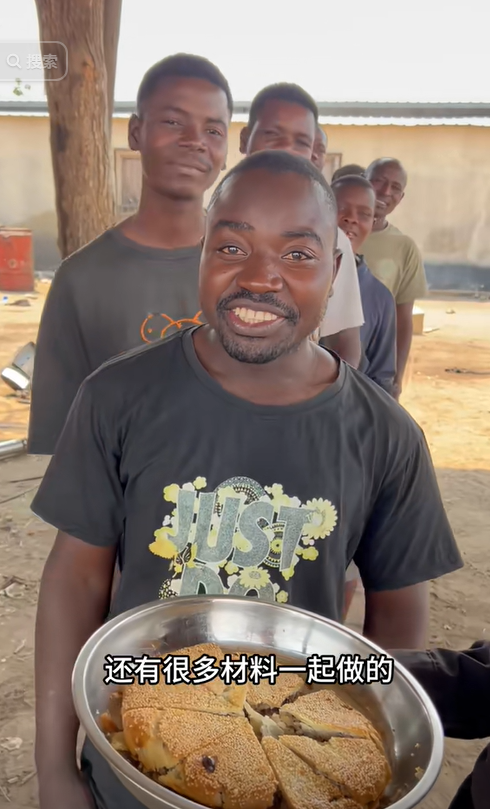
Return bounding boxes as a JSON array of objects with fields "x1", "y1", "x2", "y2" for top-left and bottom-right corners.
[{"x1": 357, "y1": 256, "x2": 396, "y2": 395}]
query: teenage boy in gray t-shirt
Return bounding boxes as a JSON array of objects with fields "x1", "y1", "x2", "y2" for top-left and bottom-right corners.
[{"x1": 28, "y1": 53, "x2": 232, "y2": 456}]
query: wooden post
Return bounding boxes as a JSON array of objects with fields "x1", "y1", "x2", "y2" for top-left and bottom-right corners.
[{"x1": 34, "y1": 0, "x2": 117, "y2": 258}]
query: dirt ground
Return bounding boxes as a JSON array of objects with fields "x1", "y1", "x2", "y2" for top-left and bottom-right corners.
[{"x1": 0, "y1": 289, "x2": 489, "y2": 808}]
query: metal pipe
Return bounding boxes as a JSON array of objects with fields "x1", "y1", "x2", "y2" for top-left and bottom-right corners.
[{"x1": 0, "y1": 439, "x2": 27, "y2": 460}]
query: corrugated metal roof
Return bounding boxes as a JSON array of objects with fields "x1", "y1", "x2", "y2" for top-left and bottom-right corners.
[
  {"x1": 2, "y1": 99, "x2": 490, "y2": 124},
  {"x1": 317, "y1": 116, "x2": 490, "y2": 128}
]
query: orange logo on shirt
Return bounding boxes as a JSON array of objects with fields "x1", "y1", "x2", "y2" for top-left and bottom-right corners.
[{"x1": 140, "y1": 311, "x2": 203, "y2": 344}]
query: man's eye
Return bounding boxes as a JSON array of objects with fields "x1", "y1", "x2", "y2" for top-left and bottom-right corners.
[
  {"x1": 164, "y1": 119, "x2": 180, "y2": 126},
  {"x1": 219, "y1": 245, "x2": 243, "y2": 255},
  {"x1": 285, "y1": 250, "x2": 310, "y2": 261},
  {"x1": 207, "y1": 128, "x2": 223, "y2": 137}
]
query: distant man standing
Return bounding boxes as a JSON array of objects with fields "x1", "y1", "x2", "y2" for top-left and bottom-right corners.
[
  {"x1": 363, "y1": 158, "x2": 428, "y2": 399},
  {"x1": 240, "y1": 89, "x2": 364, "y2": 368},
  {"x1": 28, "y1": 54, "x2": 232, "y2": 455},
  {"x1": 332, "y1": 174, "x2": 396, "y2": 396}
]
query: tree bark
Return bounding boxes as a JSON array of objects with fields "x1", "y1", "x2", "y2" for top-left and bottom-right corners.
[
  {"x1": 103, "y1": 0, "x2": 122, "y2": 135},
  {"x1": 35, "y1": 0, "x2": 116, "y2": 259}
]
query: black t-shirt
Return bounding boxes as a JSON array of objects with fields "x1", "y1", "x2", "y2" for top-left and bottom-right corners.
[
  {"x1": 28, "y1": 227, "x2": 203, "y2": 455},
  {"x1": 31, "y1": 327, "x2": 462, "y2": 809},
  {"x1": 32, "y1": 325, "x2": 462, "y2": 618}
]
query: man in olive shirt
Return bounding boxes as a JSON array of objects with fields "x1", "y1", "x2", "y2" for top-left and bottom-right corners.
[
  {"x1": 363, "y1": 158, "x2": 428, "y2": 400},
  {"x1": 28, "y1": 53, "x2": 232, "y2": 455}
]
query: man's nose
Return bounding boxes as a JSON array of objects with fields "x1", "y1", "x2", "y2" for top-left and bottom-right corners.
[
  {"x1": 341, "y1": 212, "x2": 357, "y2": 227},
  {"x1": 273, "y1": 135, "x2": 296, "y2": 153},
  {"x1": 179, "y1": 124, "x2": 206, "y2": 149},
  {"x1": 236, "y1": 256, "x2": 283, "y2": 293}
]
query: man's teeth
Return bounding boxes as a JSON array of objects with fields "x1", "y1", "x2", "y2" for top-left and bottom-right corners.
[{"x1": 233, "y1": 307, "x2": 280, "y2": 324}]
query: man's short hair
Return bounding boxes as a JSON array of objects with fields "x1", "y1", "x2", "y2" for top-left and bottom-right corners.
[
  {"x1": 365, "y1": 158, "x2": 407, "y2": 186},
  {"x1": 331, "y1": 164, "x2": 365, "y2": 183},
  {"x1": 137, "y1": 53, "x2": 233, "y2": 115},
  {"x1": 208, "y1": 149, "x2": 336, "y2": 221},
  {"x1": 331, "y1": 174, "x2": 375, "y2": 194},
  {"x1": 248, "y1": 83, "x2": 319, "y2": 128}
]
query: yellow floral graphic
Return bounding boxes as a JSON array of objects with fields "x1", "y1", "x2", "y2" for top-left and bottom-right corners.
[
  {"x1": 193, "y1": 476, "x2": 207, "y2": 490},
  {"x1": 149, "y1": 528, "x2": 178, "y2": 559},
  {"x1": 239, "y1": 567, "x2": 271, "y2": 590},
  {"x1": 163, "y1": 484, "x2": 179, "y2": 504},
  {"x1": 303, "y1": 498, "x2": 338, "y2": 540},
  {"x1": 271, "y1": 538, "x2": 283, "y2": 553},
  {"x1": 281, "y1": 566, "x2": 295, "y2": 582},
  {"x1": 276, "y1": 590, "x2": 288, "y2": 603},
  {"x1": 225, "y1": 561, "x2": 239, "y2": 575},
  {"x1": 265, "y1": 484, "x2": 292, "y2": 511},
  {"x1": 302, "y1": 546, "x2": 319, "y2": 561}
]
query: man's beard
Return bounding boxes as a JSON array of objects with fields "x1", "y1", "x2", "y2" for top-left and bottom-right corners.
[
  {"x1": 214, "y1": 292, "x2": 328, "y2": 365},
  {"x1": 217, "y1": 327, "x2": 302, "y2": 364}
]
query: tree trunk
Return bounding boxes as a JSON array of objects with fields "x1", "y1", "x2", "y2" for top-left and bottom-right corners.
[
  {"x1": 35, "y1": 0, "x2": 116, "y2": 259},
  {"x1": 103, "y1": 0, "x2": 122, "y2": 135}
]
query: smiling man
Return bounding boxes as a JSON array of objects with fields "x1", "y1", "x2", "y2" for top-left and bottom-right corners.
[
  {"x1": 28, "y1": 53, "x2": 232, "y2": 456},
  {"x1": 32, "y1": 151, "x2": 462, "y2": 809},
  {"x1": 332, "y1": 174, "x2": 396, "y2": 395},
  {"x1": 240, "y1": 84, "x2": 364, "y2": 368},
  {"x1": 362, "y1": 158, "x2": 428, "y2": 399}
]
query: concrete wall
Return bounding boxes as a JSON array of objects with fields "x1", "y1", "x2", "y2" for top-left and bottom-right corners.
[
  {"x1": 1, "y1": 115, "x2": 490, "y2": 289},
  {"x1": 0, "y1": 115, "x2": 131, "y2": 274}
]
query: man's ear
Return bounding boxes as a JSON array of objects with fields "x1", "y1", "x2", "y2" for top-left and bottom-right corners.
[
  {"x1": 239, "y1": 126, "x2": 249, "y2": 156},
  {"x1": 128, "y1": 113, "x2": 141, "y2": 152}
]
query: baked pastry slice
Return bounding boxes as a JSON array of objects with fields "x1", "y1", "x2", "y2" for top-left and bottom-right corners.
[
  {"x1": 246, "y1": 673, "x2": 305, "y2": 713},
  {"x1": 280, "y1": 735, "x2": 391, "y2": 806},
  {"x1": 122, "y1": 642, "x2": 247, "y2": 716},
  {"x1": 121, "y1": 707, "x2": 246, "y2": 773},
  {"x1": 277, "y1": 689, "x2": 382, "y2": 748},
  {"x1": 159, "y1": 718, "x2": 278, "y2": 809},
  {"x1": 261, "y1": 736, "x2": 343, "y2": 809}
]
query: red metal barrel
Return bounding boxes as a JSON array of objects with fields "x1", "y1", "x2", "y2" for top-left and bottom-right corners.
[{"x1": 0, "y1": 228, "x2": 35, "y2": 293}]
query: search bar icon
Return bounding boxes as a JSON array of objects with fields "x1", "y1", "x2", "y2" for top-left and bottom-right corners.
[
  {"x1": 6, "y1": 54, "x2": 21, "y2": 70},
  {"x1": 0, "y1": 41, "x2": 68, "y2": 82}
]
